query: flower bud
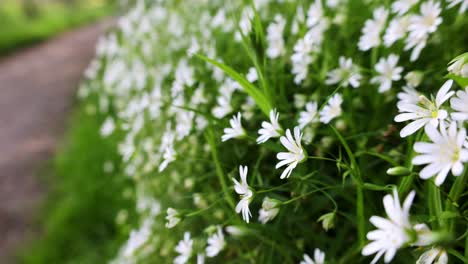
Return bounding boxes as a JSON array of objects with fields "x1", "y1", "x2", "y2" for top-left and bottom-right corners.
[
  {"x1": 386, "y1": 166, "x2": 411, "y2": 176},
  {"x1": 317, "y1": 212, "x2": 336, "y2": 231},
  {"x1": 404, "y1": 71, "x2": 424, "y2": 87},
  {"x1": 448, "y1": 52, "x2": 468, "y2": 78},
  {"x1": 258, "y1": 197, "x2": 281, "y2": 224}
]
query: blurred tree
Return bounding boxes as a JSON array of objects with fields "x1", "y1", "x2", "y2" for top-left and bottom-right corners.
[{"x1": 22, "y1": 0, "x2": 40, "y2": 19}]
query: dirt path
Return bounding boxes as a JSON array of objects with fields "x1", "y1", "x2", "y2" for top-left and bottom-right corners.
[{"x1": 0, "y1": 19, "x2": 114, "y2": 262}]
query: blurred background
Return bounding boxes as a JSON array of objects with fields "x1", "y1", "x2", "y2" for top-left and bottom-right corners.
[
  {"x1": 0, "y1": 0, "x2": 115, "y2": 55},
  {"x1": 0, "y1": 0, "x2": 117, "y2": 263}
]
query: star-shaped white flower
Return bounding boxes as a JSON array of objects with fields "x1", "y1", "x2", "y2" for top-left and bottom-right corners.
[
  {"x1": 298, "y1": 102, "x2": 319, "y2": 129},
  {"x1": 325, "y1": 56, "x2": 362, "y2": 88},
  {"x1": 174, "y1": 232, "x2": 193, "y2": 264},
  {"x1": 413, "y1": 122, "x2": 468, "y2": 186},
  {"x1": 451, "y1": 87, "x2": 468, "y2": 121},
  {"x1": 300, "y1": 248, "x2": 325, "y2": 264},
  {"x1": 159, "y1": 145, "x2": 176, "y2": 172},
  {"x1": 257, "y1": 109, "x2": 282, "y2": 144},
  {"x1": 276, "y1": 127, "x2": 306, "y2": 179},
  {"x1": 371, "y1": 54, "x2": 403, "y2": 93},
  {"x1": 222, "y1": 112, "x2": 246, "y2": 142},
  {"x1": 395, "y1": 80, "x2": 454, "y2": 138},
  {"x1": 206, "y1": 226, "x2": 225, "y2": 257},
  {"x1": 362, "y1": 189, "x2": 416, "y2": 264},
  {"x1": 232, "y1": 165, "x2": 253, "y2": 223},
  {"x1": 319, "y1": 93, "x2": 343, "y2": 124}
]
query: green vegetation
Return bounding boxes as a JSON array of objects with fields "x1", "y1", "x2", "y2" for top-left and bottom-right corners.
[
  {"x1": 0, "y1": 0, "x2": 115, "y2": 55},
  {"x1": 21, "y1": 0, "x2": 468, "y2": 263},
  {"x1": 19, "y1": 104, "x2": 132, "y2": 264}
]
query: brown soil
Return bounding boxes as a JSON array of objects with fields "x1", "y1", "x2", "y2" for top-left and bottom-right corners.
[{"x1": 0, "y1": 19, "x2": 114, "y2": 263}]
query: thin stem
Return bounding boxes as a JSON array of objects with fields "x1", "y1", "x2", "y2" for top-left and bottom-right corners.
[
  {"x1": 205, "y1": 128, "x2": 236, "y2": 210},
  {"x1": 445, "y1": 168, "x2": 468, "y2": 233},
  {"x1": 428, "y1": 180, "x2": 444, "y2": 229},
  {"x1": 282, "y1": 186, "x2": 338, "y2": 205},
  {"x1": 307, "y1": 156, "x2": 337, "y2": 162}
]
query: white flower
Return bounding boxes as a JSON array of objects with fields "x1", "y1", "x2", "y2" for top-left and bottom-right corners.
[
  {"x1": 187, "y1": 37, "x2": 200, "y2": 57},
  {"x1": 325, "y1": 56, "x2": 362, "y2": 88},
  {"x1": 451, "y1": 87, "x2": 468, "y2": 121},
  {"x1": 232, "y1": 165, "x2": 253, "y2": 223},
  {"x1": 197, "y1": 254, "x2": 205, "y2": 264},
  {"x1": 159, "y1": 145, "x2": 176, "y2": 172},
  {"x1": 371, "y1": 54, "x2": 403, "y2": 93},
  {"x1": 212, "y1": 94, "x2": 232, "y2": 119},
  {"x1": 266, "y1": 15, "x2": 286, "y2": 59},
  {"x1": 447, "y1": 0, "x2": 468, "y2": 13},
  {"x1": 300, "y1": 249, "x2": 325, "y2": 264},
  {"x1": 165, "y1": 208, "x2": 181, "y2": 229},
  {"x1": 397, "y1": 86, "x2": 421, "y2": 105},
  {"x1": 298, "y1": 102, "x2": 319, "y2": 129},
  {"x1": 206, "y1": 226, "x2": 225, "y2": 257},
  {"x1": 413, "y1": 122, "x2": 468, "y2": 186},
  {"x1": 257, "y1": 109, "x2": 282, "y2": 144},
  {"x1": 101, "y1": 117, "x2": 116, "y2": 137},
  {"x1": 416, "y1": 247, "x2": 448, "y2": 264},
  {"x1": 258, "y1": 197, "x2": 281, "y2": 224},
  {"x1": 405, "y1": 0, "x2": 442, "y2": 61},
  {"x1": 291, "y1": 37, "x2": 314, "y2": 84},
  {"x1": 276, "y1": 127, "x2": 306, "y2": 179},
  {"x1": 408, "y1": 1, "x2": 442, "y2": 39},
  {"x1": 362, "y1": 189, "x2": 416, "y2": 264},
  {"x1": 246, "y1": 67, "x2": 258, "y2": 83},
  {"x1": 174, "y1": 232, "x2": 193, "y2": 264},
  {"x1": 306, "y1": 0, "x2": 325, "y2": 28},
  {"x1": 358, "y1": 7, "x2": 389, "y2": 51},
  {"x1": 395, "y1": 80, "x2": 454, "y2": 138},
  {"x1": 319, "y1": 93, "x2": 343, "y2": 124},
  {"x1": 222, "y1": 112, "x2": 246, "y2": 142},
  {"x1": 384, "y1": 16, "x2": 410, "y2": 47},
  {"x1": 392, "y1": 0, "x2": 419, "y2": 15},
  {"x1": 448, "y1": 54, "x2": 468, "y2": 78},
  {"x1": 404, "y1": 33, "x2": 428, "y2": 62}
]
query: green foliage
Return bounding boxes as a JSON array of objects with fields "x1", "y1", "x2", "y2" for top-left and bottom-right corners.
[
  {"x1": 19, "y1": 104, "x2": 132, "y2": 264},
  {"x1": 0, "y1": 0, "x2": 114, "y2": 55}
]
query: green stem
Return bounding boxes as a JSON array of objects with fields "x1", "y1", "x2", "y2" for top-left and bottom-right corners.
[
  {"x1": 428, "y1": 180, "x2": 444, "y2": 229},
  {"x1": 205, "y1": 128, "x2": 236, "y2": 210},
  {"x1": 445, "y1": 168, "x2": 468, "y2": 232},
  {"x1": 357, "y1": 185, "x2": 365, "y2": 247},
  {"x1": 329, "y1": 125, "x2": 365, "y2": 246},
  {"x1": 466, "y1": 230, "x2": 468, "y2": 260}
]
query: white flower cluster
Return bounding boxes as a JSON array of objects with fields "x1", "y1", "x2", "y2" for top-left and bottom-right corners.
[{"x1": 76, "y1": 0, "x2": 468, "y2": 263}]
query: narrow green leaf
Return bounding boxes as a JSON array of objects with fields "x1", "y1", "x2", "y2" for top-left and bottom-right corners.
[{"x1": 196, "y1": 53, "x2": 272, "y2": 116}]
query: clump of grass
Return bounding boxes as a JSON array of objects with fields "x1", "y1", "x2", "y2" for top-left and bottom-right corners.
[{"x1": 20, "y1": 103, "x2": 132, "y2": 264}]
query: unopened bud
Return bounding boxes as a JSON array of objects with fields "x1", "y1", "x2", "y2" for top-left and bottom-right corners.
[
  {"x1": 318, "y1": 212, "x2": 336, "y2": 231},
  {"x1": 386, "y1": 166, "x2": 411, "y2": 176}
]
